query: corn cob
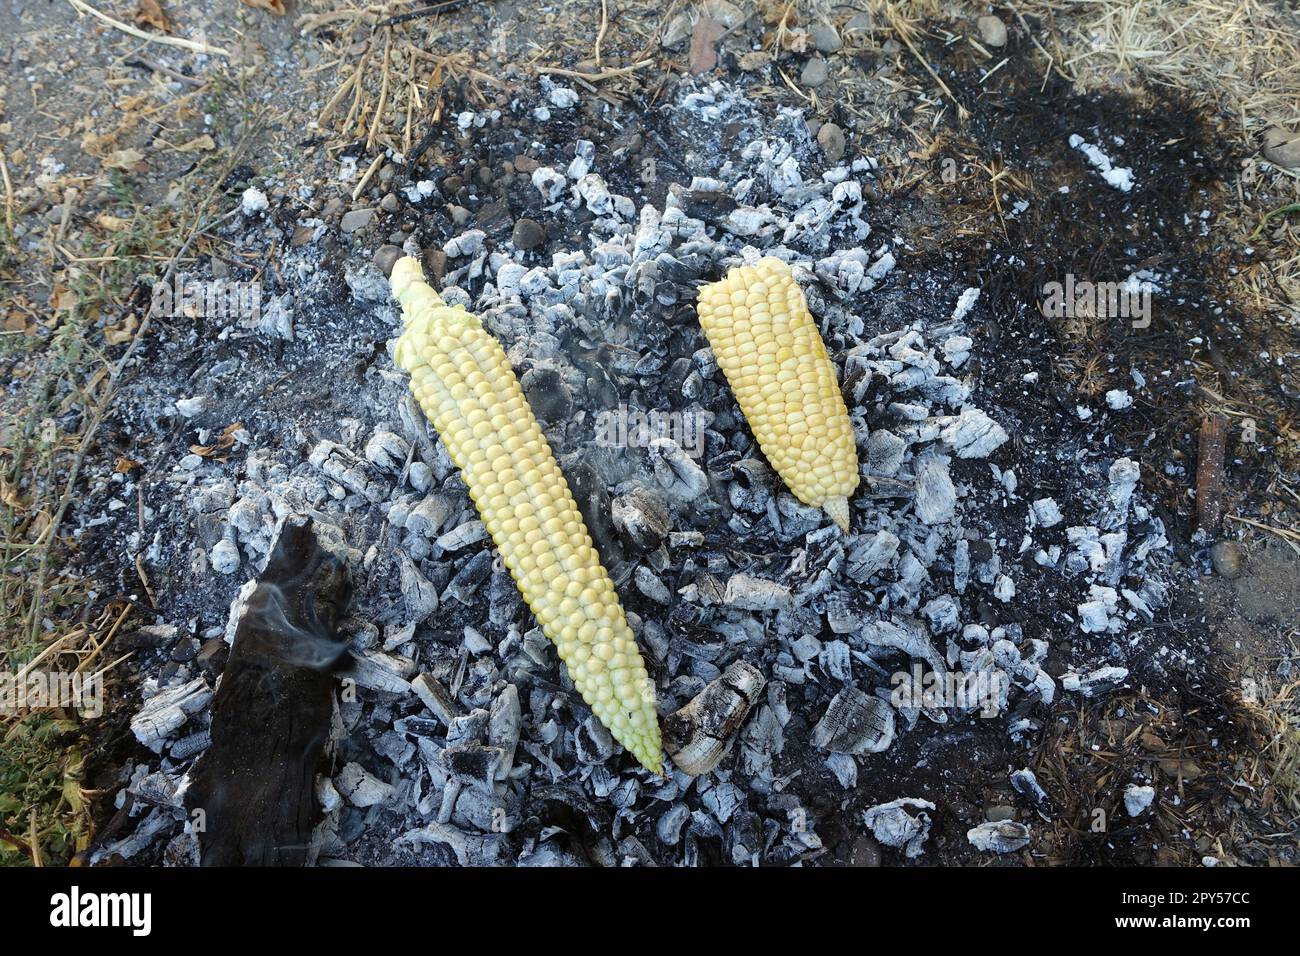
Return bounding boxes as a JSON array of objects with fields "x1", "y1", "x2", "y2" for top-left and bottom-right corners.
[
  {"x1": 389, "y1": 256, "x2": 662, "y2": 773},
  {"x1": 696, "y1": 257, "x2": 859, "y2": 531}
]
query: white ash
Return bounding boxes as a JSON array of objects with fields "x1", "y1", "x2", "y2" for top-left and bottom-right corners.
[
  {"x1": 862, "y1": 798, "x2": 935, "y2": 858},
  {"x1": 967, "y1": 820, "x2": 1031, "y2": 853},
  {"x1": 131, "y1": 676, "x2": 212, "y2": 753},
  {"x1": 1061, "y1": 666, "x2": 1129, "y2": 697},
  {"x1": 239, "y1": 187, "x2": 268, "y2": 216},
  {"x1": 109, "y1": 78, "x2": 1185, "y2": 867},
  {"x1": 1105, "y1": 389, "x2": 1132, "y2": 411},
  {"x1": 950, "y1": 286, "x2": 981, "y2": 322},
  {"x1": 1124, "y1": 784, "x2": 1156, "y2": 817},
  {"x1": 1068, "y1": 133, "x2": 1135, "y2": 192}
]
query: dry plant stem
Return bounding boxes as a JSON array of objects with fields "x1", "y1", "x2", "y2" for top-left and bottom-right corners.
[
  {"x1": 595, "y1": 0, "x2": 609, "y2": 66},
  {"x1": 64, "y1": 0, "x2": 231, "y2": 57},
  {"x1": 1195, "y1": 414, "x2": 1228, "y2": 535},
  {"x1": 367, "y1": 29, "x2": 393, "y2": 153},
  {"x1": 535, "y1": 61, "x2": 652, "y2": 81}
]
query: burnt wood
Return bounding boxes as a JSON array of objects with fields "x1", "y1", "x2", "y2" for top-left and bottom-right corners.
[{"x1": 188, "y1": 517, "x2": 351, "y2": 866}]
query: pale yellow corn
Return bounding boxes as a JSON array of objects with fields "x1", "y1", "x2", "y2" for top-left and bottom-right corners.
[
  {"x1": 389, "y1": 257, "x2": 662, "y2": 773},
  {"x1": 696, "y1": 257, "x2": 859, "y2": 531}
]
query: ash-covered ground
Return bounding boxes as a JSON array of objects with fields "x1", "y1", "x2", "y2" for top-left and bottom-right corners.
[{"x1": 81, "y1": 76, "x2": 1234, "y2": 867}]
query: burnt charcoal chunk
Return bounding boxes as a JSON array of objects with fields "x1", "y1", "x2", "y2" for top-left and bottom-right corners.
[{"x1": 188, "y1": 517, "x2": 351, "y2": 866}]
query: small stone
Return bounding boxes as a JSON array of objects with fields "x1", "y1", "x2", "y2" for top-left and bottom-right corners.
[
  {"x1": 448, "y1": 204, "x2": 470, "y2": 226},
  {"x1": 511, "y1": 217, "x2": 546, "y2": 250},
  {"x1": 801, "y1": 55, "x2": 829, "y2": 88},
  {"x1": 1209, "y1": 540, "x2": 1244, "y2": 579},
  {"x1": 810, "y1": 21, "x2": 842, "y2": 53},
  {"x1": 339, "y1": 207, "x2": 375, "y2": 233},
  {"x1": 986, "y1": 804, "x2": 1016, "y2": 822},
  {"x1": 1262, "y1": 127, "x2": 1300, "y2": 169},
  {"x1": 513, "y1": 154, "x2": 539, "y2": 173},
  {"x1": 380, "y1": 192, "x2": 401, "y2": 212},
  {"x1": 817, "y1": 122, "x2": 846, "y2": 162},
  {"x1": 977, "y1": 15, "x2": 1007, "y2": 47},
  {"x1": 373, "y1": 244, "x2": 402, "y2": 277},
  {"x1": 662, "y1": 12, "x2": 692, "y2": 49},
  {"x1": 844, "y1": 12, "x2": 873, "y2": 35},
  {"x1": 702, "y1": 0, "x2": 744, "y2": 27}
]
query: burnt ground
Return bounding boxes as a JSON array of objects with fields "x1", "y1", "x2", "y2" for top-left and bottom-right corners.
[{"x1": 2, "y1": 3, "x2": 1296, "y2": 868}]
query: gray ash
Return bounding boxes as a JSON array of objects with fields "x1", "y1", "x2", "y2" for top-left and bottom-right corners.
[{"x1": 78, "y1": 76, "x2": 1208, "y2": 867}]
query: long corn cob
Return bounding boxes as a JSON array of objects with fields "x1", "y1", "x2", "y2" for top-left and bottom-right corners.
[
  {"x1": 389, "y1": 256, "x2": 662, "y2": 773},
  {"x1": 696, "y1": 257, "x2": 859, "y2": 531}
]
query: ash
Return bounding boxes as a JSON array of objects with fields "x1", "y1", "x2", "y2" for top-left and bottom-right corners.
[{"x1": 90, "y1": 79, "x2": 1186, "y2": 867}]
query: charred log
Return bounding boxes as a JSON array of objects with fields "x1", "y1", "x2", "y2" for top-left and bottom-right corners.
[{"x1": 188, "y1": 516, "x2": 351, "y2": 866}]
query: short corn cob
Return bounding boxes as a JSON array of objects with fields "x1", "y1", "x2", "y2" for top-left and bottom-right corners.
[
  {"x1": 696, "y1": 258, "x2": 859, "y2": 531},
  {"x1": 389, "y1": 256, "x2": 662, "y2": 773}
]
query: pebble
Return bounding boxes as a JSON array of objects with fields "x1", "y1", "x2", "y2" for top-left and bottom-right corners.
[
  {"x1": 817, "y1": 122, "x2": 846, "y2": 162},
  {"x1": 1209, "y1": 540, "x2": 1244, "y2": 579},
  {"x1": 844, "y1": 12, "x2": 873, "y2": 35},
  {"x1": 811, "y1": 22, "x2": 842, "y2": 54},
  {"x1": 340, "y1": 207, "x2": 375, "y2": 233},
  {"x1": 423, "y1": 248, "x2": 448, "y2": 283},
  {"x1": 977, "y1": 15, "x2": 1008, "y2": 47},
  {"x1": 661, "y1": 12, "x2": 691, "y2": 48},
  {"x1": 1262, "y1": 127, "x2": 1300, "y2": 169},
  {"x1": 511, "y1": 217, "x2": 546, "y2": 250},
  {"x1": 373, "y1": 244, "x2": 402, "y2": 277},
  {"x1": 801, "y1": 55, "x2": 829, "y2": 88},
  {"x1": 448, "y1": 204, "x2": 470, "y2": 226},
  {"x1": 380, "y1": 193, "x2": 400, "y2": 213}
]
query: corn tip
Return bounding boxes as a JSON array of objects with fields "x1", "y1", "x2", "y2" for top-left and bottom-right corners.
[{"x1": 824, "y1": 496, "x2": 850, "y2": 532}]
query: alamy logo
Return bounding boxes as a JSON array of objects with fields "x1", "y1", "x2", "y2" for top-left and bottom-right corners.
[
  {"x1": 0, "y1": 670, "x2": 102, "y2": 718},
  {"x1": 49, "y1": 887, "x2": 152, "y2": 936},
  {"x1": 594, "y1": 404, "x2": 705, "y2": 458},
  {"x1": 1041, "y1": 273, "x2": 1153, "y2": 328},
  {"x1": 890, "y1": 664, "x2": 1009, "y2": 717},
  {"x1": 151, "y1": 274, "x2": 261, "y2": 322}
]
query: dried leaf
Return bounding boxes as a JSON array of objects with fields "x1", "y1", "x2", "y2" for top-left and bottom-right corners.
[
  {"x1": 778, "y1": 29, "x2": 810, "y2": 53},
  {"x1": 174, "y1": 134, "x2": 216, "y2": 153},
  {"x1": 134, "y1": 0, "x2": 170, "y2": 32},
  {"x1": 115, "y1": 457, "x2": 141, "y2": 474},
  {"x1": 240, "y1": 0, "x2": 287, "y2": 14},
  {"x1": 102, "y1": 148, "x2": 146, "y2": 172},
  {"x1": 104, "y1": 314, "x2": 138, "y2": 345},
  {"x1": 759, "y1": 0, "x2": 796, "y2": 27},
  {"x1": 95, "y1": 213, "x2": 130, "y2": 232},
  {"x1": 190, "y1": 422, "x2": 244, "y2": 457},
  {"x1": 4, "y1": 312, "x2": 31, "y2": 334},
  {"x1": 689, "y1": 17, "x2": 727, "y2": 75}
]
